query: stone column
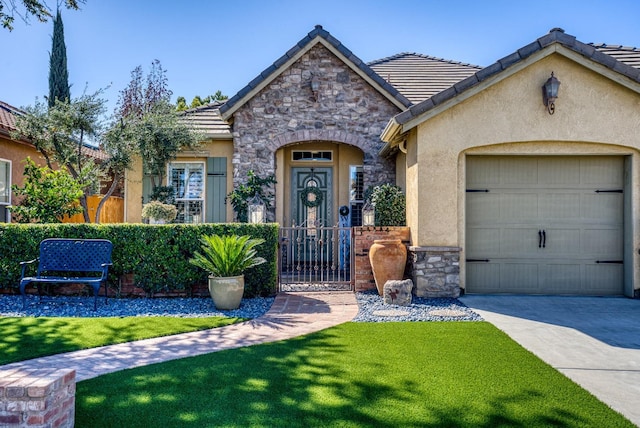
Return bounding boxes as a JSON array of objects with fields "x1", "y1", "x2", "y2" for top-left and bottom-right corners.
[{"x1": 410, "y1": 246, "x2": 461, "y2": 298}]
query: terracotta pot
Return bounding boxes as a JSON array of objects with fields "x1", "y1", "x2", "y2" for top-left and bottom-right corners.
[
  {"x1": 208, "y1": 275, "x2": 244, "y2": 310},
  {"x1": 369, "y1": 239, "x2": 407, "y2": 295}
]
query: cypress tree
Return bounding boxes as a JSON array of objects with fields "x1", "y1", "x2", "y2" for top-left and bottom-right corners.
[{"x1": 48, "y1": 10, "x2": 70, "y2": 108}]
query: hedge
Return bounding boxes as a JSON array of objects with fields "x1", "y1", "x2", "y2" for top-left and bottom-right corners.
[{"x1": 0, "y1": 223, "x2": 278, "y2": 298}]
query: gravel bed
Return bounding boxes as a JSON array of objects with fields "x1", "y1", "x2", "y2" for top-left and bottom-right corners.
[
  {"x1": 0, "y1": 295, "x2": 275, "y2": 319},
  {"x1": 0, "y1": 291, "x2": 482, "y2": 322},
  {"x1": 353, "y1": 290, "x2": 483, "y2": 322}
]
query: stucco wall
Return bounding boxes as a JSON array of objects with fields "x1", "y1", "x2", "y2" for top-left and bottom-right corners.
[
  {"x1": 0, "y1": 136, "x2": 46, "y2": 218},
  {"x1": 406, "y1": 53, "x2": 640, "y2": 295},
  {"x1": 409, "y1": 54, "x2": 640, "y2": 247},
  {"x1": 124, "y1": 139, "x2": 234, "y2": 223}
]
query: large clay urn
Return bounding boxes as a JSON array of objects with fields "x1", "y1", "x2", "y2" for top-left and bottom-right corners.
[{"x1": 369, "y1": 239, "x2": 407, "y2": 295}]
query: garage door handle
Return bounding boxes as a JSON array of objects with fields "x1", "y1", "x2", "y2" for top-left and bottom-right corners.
[
  {"x1": 538, "y1": 230, "x2": 543, "y2": 248},
  {"x1": 542, "y1": 230, "x2": 546, "y2": 248}
]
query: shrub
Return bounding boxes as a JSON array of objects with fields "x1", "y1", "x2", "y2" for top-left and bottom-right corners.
[
  {"x1": 366, "y1": 184, "x2": 406, "y2": 226},
  {"x1": 0, "y1": 223, "x2": 278, "y2": 297}
]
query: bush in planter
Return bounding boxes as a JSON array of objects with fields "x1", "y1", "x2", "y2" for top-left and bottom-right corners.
[
  {"x1": 141, "y1": 201, "x2": 177, "y2": 223},
  {"x1": 365, "y1": 184, "x2": 406, "y2": 226},
  {"x1": 189, "y1": 234, "x2": 266, "y2": 277},
  {"x1": 189, "y1": 234, "x2": 267, "y2": 309}
]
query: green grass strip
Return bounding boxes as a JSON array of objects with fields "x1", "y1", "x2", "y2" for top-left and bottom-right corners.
[
  {"x1": 0, "y1": 316, "x2": 244, "y2": 365},
  {"x1": 76, "y1": 322, "x2": 633, "y2": 427}
]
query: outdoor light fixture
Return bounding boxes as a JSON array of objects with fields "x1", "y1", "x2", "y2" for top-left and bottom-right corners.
[
  {"x1": 310, "y1": 76, "x2": 320, "y2": 101},
  {"x1": 362, "y1": 201, "x2": 375, "y2": 226},
  {"x1": 248, "y1": 193, "x2": 266, "y2": 224},
  {"x1": 542, "y1": 72, "x2": 560, "y2": 115}
]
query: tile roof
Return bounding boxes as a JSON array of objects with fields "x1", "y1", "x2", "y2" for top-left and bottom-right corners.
[
  {"x1": 369, "y1": 53, "x2": 482, "y2": 104},
  {"x1": 591, "y1": 44, "x2": 640, "y2": 69},
  {"x1": 180, "y1": 102, "x2": 232, "y2": 139},
  {"x1": 386, "y1": 28, "x2": 640, "y2": 137},
  {"x1": 218, "y1": 25, "x2": 412, "y2": 119},
  {"x1": 0, "y1": 101, "x2": 22, "y2": 134}
]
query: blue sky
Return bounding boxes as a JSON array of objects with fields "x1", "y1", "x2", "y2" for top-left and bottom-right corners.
[{"x1": 1, "y1": 0, "x2": 639, "y2": 116}]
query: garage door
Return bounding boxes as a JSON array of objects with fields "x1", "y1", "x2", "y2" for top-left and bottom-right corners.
[{"x1": 466, "y1": 156, "x2": 624, "y2": 295}]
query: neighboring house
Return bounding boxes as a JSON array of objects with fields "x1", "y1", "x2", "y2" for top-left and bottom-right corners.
[
  {"x1": 0, "y1": 100, "x2": 122, "y2": 223},
  {"x1": 124, "y1": 26, "x2": 640, "y2": 297},
  {"x1": 0, "y1": 101, "x2": 44, "y2": 223}
]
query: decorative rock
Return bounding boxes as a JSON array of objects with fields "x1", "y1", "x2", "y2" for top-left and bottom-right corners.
[{"x1": 383, "y1": 279, "x2": 413, "y2": 306}]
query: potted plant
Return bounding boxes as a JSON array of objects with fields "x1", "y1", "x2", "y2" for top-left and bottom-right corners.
[
  {"x1": 141, "y1": 200, "x2": 177, "y2": 224},
  {"x1": 189, "y1": 234, "x2": 266, "y2": 309}
]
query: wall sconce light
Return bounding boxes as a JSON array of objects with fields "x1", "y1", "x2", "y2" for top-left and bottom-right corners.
[
  {"x1": 542, "y1": 72, "x2": 560, "y2": 115},
  {"x1": 362, "y1": 201, "x2": 375, "y2": 226},
  {"x1": 310, "y1": 76, "x2": 320, "y2": 101},
  {"x1": 248, "y1": 193, "x2": 266, "y2": 224}
]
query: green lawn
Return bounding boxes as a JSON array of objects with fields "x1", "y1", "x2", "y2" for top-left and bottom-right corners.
[
  {"x1": 76, "y1": 322, "x2": 633, "y2": 427},
  {"x1": 0, "y1": 316, "x2": 244, "y2": 365}
]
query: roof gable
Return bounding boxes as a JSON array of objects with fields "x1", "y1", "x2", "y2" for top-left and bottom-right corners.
[
  {"x1": 219, "y1": 25, "x2": 412, "y2": 120},
  {"x1": 382, "y1": 28, "x2": 640, "y2": 145},
  {"x1": 369, "y1": 53, "x2": 481, "y2": 104}
]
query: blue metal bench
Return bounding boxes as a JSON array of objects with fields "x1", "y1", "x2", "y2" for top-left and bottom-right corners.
[{"x1": 19, "y1": 238, "x2": 113, "y2": 310}]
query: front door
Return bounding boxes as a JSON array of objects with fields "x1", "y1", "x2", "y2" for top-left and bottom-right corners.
[{"x1": 291, "y1": 167, "x2": 332, "y2": 227}]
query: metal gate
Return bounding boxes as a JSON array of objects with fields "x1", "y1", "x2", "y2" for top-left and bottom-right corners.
[{"x1": 278, "y1": 222, "x2": 353, "y2": 292}]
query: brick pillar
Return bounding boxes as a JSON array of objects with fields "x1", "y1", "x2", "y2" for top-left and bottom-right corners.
[
  {"x1": 410, "y1": 246, "x2": 461, "y2": 298},
  {"x1": 0, "y1": 368, "x2": 75, "y2": 428},
  {"x1": 353, "y1": 227, "x2": 410, "y2": 292}
]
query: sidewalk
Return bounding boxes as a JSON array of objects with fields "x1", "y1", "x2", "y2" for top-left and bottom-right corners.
[{"x1": 0, "y1": 292, "x2": 359, "y2": 382}]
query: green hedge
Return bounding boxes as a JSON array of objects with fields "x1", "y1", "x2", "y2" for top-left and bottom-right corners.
[{"x1": 0, "y1": 224, "x2": 278, "y2": 298}]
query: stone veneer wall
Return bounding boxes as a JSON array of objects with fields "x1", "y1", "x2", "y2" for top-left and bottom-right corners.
[
  {"x1": 0, "y1": 368, "x2": 75, "y2": 428},
  {"x1": 231, "y1": 44, "x2": 401, "y2": 201},
  {"x1": 410, "y1": 246, "x2": 461, "y2": 298}
]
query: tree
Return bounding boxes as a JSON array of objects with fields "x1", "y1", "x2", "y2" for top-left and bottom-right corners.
[
  {"x1": 175, "y1": 96, "x2": 188, "y2": 112},
  {"x1": 175, "y1": 90, "x2": 228, "y2": 111},
  {"x1": 10, "y1": 157, "x2": 84, "y2": 223},
  {"x1": 13, "y1": 90, "x2": 107, "y2": 223},
  {"x1": 1, "y1": 0, "x2": 83, "y2": 31},
  {"x1": 107, "y1": 60, "x2": 199, "y2": 206},
  {"x1": 48, "y1": 9, "x2": 70, "y2": 107}
]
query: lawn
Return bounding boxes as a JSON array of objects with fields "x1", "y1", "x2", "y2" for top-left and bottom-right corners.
[
  {"x1": 0, "y1": 316, "x2": 244, "y2": 365},
  {"x1": 76, "y1": 322, "x2": 633, "y2": 427}
]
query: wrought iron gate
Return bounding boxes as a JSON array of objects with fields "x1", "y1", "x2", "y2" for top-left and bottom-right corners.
[{"x1": 278, "y1": 223, "x2": 353, "y2": 292}]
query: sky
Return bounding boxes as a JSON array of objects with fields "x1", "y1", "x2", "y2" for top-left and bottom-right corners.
[{"x1": 1, "y1": 0, "x2": 639, "y2": 117}]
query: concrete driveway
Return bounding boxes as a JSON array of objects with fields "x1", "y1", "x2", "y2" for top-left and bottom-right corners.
[{"x1": 459, "y1": 295, "x2": 640, "y2": 426}]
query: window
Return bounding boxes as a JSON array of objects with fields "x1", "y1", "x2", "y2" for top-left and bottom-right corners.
[
  {"x1": 349, "y1": 165, "x2": 364, "y2": 226},
  {"x1": 169, "y1": 162, "x2": 204, "y2": 223},
  {"x1": 0, "y1": 160, "x2": 10, "y2": 223},
  {"x1": 292, "y1": 151, "x2": 332, "y2": 162}
]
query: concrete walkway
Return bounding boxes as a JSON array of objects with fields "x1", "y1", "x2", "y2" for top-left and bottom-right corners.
[
  {"x1": 460, "y1": 295, "x2": 640, "y2": 426},
  {"x1": 0, "y1": 292, "x2": 359, "y2": 382}
]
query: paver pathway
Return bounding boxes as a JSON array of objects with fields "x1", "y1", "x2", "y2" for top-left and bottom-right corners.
[{"x1": 0, "y1": 292, "x2": 359, "y2": 382}]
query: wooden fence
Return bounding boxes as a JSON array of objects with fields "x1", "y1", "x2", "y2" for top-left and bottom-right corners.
[{"x1": 62, "y1": 195, "x2": 124, "y2": 223}]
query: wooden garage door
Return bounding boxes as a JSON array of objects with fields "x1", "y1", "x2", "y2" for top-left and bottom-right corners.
[{"x1": 466, "y1": 156, "x2": 624, "y2": 295}]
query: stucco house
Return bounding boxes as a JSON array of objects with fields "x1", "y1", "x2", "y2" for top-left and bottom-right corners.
[
  {"x1": 0, "y1": 101, "x2": 43, "y2": 223},
  {"x1": 1, "y1": 100, "x2": 123, "y2": 224},
  {"x1": 124, "y1": 26, "x2": 640, "y2": 298}
]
